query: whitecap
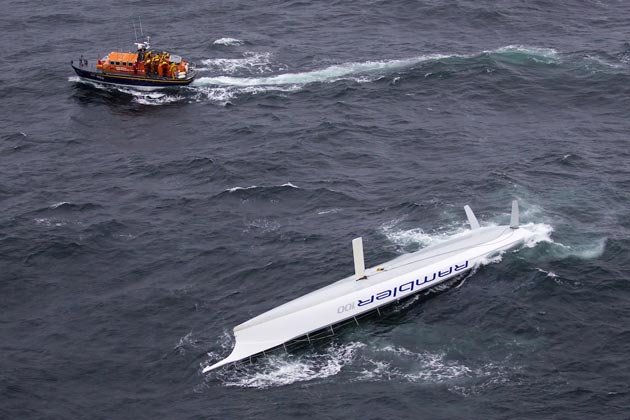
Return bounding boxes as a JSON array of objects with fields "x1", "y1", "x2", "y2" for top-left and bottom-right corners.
[
  {"x1": 34, "y1": 218, "x2": 66, "y2": 227},
  {"x1": 227, "y1": 185, "x2": 258, "y2": 192},
  {"x1": 114, "y1": 87, "x2": 184, "y2": 106},
  {"x1": 220, "y1": 342, "x2": 364, "y2": 389},
  {"x1": 516, "y1": 222, "x2": 605, "y2": 261},
  {"x1": 132, "y1": 93, "x2": 184, "y2": 106},
  {"x1": 381, "y1": 218, "x2": 470, "y2": 248},
  {"x1": 316, "y1": 208, "x2": 341, "y2": 215},
  {"x1": 213, "y1": 37, "x2": 244, "y2": 46},
  {"x1": 226, "y1": 182, "x2": 298, "y2": 193},
  {"x1": 200, "y1": 52, "x2": 274, "y2": 75}
]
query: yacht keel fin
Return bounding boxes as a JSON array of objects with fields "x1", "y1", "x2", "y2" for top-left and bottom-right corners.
[
  {"x1": 510, "y1": 200, "x2": 519, "y2": 229},
  {"x1": 464, "y1": 205, "x2": 480, "y2": 230},
  {"x1": 352, "y1": 237, "x2": 366, "y2": 280}
]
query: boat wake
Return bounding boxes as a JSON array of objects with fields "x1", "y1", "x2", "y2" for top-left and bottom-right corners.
[
  {"x1": 193, "y1": 53, "x2": 449, "y2": 87},
  {"x1": 197, "y1": 52, "x2": 284, "y2": 74},
  {"x1": 70, "y1": 45, "x2": 630, "y2": 106}
]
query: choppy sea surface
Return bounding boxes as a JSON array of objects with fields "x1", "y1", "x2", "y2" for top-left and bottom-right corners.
[{"x1": 2, "y1": 1, "x2": 630, "y2": 418}]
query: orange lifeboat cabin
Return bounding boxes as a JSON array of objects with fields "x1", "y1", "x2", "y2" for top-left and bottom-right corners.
[{"x1": 71, "y1": 36, "x2": 196, "y2": 89}]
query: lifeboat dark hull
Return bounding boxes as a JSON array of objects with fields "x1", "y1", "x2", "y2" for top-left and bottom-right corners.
[{"x1": 72, "y1": 64, "x2": 195, "y2": 90}]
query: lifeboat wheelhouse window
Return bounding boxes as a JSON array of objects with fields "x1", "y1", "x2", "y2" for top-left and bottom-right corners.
[{"x1": 114, "y1": 61, "x2": 120, "y2": 66}]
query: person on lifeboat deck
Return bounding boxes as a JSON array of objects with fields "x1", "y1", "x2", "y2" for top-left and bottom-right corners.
[{"x1": 169, "y1": 61, "x2": 177, "y2": 79}]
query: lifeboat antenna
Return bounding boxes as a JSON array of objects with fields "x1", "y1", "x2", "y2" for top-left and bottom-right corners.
[
  {"x1": 139, "y1": 17, "x2": 144, "y2": 37},
  {"x1": 133, "y1": 22, "x2": 138, "y2": 43}
]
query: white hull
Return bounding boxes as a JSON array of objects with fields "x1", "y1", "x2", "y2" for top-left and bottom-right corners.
[{"x1": 203, "y1": 202, "x2": 532, "y2": 373}]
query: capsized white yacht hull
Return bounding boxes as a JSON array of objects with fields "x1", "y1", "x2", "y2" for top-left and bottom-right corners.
[{"x1": 203, "y1": 201, "x2": 530, "y2": 373}]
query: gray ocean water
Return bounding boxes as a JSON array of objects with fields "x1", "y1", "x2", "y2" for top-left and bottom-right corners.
[{"x1": 2, "y1": 1, "x2": 630, "y2": 419}]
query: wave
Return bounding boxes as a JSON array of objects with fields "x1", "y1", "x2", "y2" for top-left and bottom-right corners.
[
  {"x1": 1, "y1": 131, "x2": 27, "y2": 141},
  {"x1": 213, "y1": 37, "x2": 244, "y2": 46}
]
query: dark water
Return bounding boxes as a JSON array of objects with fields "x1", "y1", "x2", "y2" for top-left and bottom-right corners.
[{"x1": 2, "y1": 0, "x2": 630, "y2": 418}]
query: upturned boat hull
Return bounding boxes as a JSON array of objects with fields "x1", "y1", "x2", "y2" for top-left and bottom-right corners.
[{"x1": 203, "y1": 201, "x2": 533, "y2": 373}]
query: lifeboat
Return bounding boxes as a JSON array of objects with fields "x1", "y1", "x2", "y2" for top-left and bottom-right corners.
[{"x1": 71, "y1": 36, "x2": 196, "y2": 90}]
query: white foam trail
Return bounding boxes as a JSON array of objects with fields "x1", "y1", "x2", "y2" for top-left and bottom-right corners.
[
  {"x1": 213, "y1": 37, "x2": 244, "y2": 46},
  {"x1": 520, "y1": 222, "x2": 554, "y2": 248},
  {"x1": 194, "y1": 45, "x2": 559, "y2": 88},
  {"x1": 381, "y1": 219, "x2": 470, "y2": 248},
  {"x1": 132, "y1": 94, "x2": 184, "y2": 106},
  {"x1": 189, "y1": 86, "x2": 237, "y2": 104},
  {"x1": 199, "y1": 52, "x2": 275, "y2": 74},
  {"x1": 548, "y1": 238, "x2": 607, "y2": 260},
  {"x1": 516, "y1": 222, "x2": 605, "y2": 260},
  {"x1": 357, "y1": 346, "x2": 473, "y2": 383},
  {"x1": 114, "y1": 87, "x2": 184, "y2": 106},
  {"x1": 220, "y1": 342, "x2": 364, "y2": 389},
  {"x1": 382, "y1": 225, "x2": 435, "y2": 247},
  {"x1": 190, "y1": 84, "x2": 301, "y2": 104},
  {"x1": 316, "y1": 208, "x2": 341, "y2": 215},
  {"x1": 357, "y1": 345, "x2": 516, "y2": 387},
  {"x1": 194, "y1": 54, "x2": 449, "y2": 87}
]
